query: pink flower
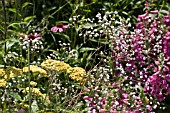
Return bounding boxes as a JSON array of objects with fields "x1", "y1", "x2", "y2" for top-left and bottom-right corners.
[
  {"x1": 24, "y1": 33, "x2": 42, "y2": 42},
  {"x1": 150, "y1": 10, "x2": 159, "y2": 14},
  {"x1": 51, "y1": 23, "x2": 68, "y2": 32},
  {"x1": 137, "y1": 13, "x2": 147, "y2": 21},
  {"x1": 83, "y1": 96, "x2": 93, "y2": 102}
]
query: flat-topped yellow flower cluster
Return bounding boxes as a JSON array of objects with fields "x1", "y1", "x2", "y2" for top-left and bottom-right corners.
[
  {"x1": 0, "y1": 67, "x2": 23, "y2": 87},
  {"x1": 67, "y1": 67, "x2": 86, "y2": 82},
  {"x1": 41, "y1": 59, "x2": 71, "y2": 72},
  {"x1": 23, "y1": 65, "x2": 47, "y2": 75},
  {"x1": 41, "y1": 59, "x2": 87, "y2": 82},
  {"x1": 22, "y1": 87, "x2": 44, "y2": 96},
  {"x1": 0, "y1": 59, "x2": 87, "y2": 88}
]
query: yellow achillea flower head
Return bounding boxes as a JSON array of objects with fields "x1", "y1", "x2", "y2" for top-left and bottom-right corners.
[
  {"x1": 0, "y1": 79, "x2": 7, "y2": 87},
  {"x1": 0, "y1": 69, "x2": 5, "y2": 77},
  {"x1": 22, "y1": 87, "x2": 44, "y2": 96},
  {"x1": 23, "y1": 65, "x2": 47, "y2": 75},
  {"x1": 7, "y1": 67, "x2": 23, "y2": 79},
  {"x1": 30, "y1": 81, "x2": 37, "y2": 86},
  {"x1": 41, "y1": 59, "x2": 71, "y2": 72},
  {"x1": 0, "y1": 67, "x2": 23, "y2": 79},
  {"x1": 67, "y1": 67, "x2": 86, "y2": 82}
]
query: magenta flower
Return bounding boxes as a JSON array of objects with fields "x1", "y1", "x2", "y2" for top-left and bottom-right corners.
[
  {"x1": 83, "y1": 96, "x2": 93, "y2": 102},
  {"x1": 163, "y1": 14, "x2": 170, "y2": 27},
  {"x1": 51, "y1": 23, "x2": 68, "y2": 32},
  {"x1": 150, "y1": 10, "x2": 159, "y2": 14},
  {"x1": 136, "y1": 22, "x2": 144, "y2": 29},
  {"x1": 137, "y1": 13, "x2": 147, "y2": 21}
]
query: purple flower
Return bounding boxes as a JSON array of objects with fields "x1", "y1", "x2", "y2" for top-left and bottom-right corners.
[
  {"x1": 133, "y1": 110, "x2": 141, "y2": 113},
  {"x1": 136, "y1": 22, "x2": 144, "y2": 29},
  {"x1": 18, "y1": 109, "x2": 23, "y2": 113},
  {"x1": 165, "y1": 74, "x2": 170, "y2": 82},
  {"x1": 51, "y1": 23, "x2": 68, "y2": 32}
]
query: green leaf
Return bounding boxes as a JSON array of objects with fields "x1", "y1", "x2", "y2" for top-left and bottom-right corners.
[
  {"x1": 55, "y1": 33, "x2": 71, "y2": 42},
  {"x1": 159, "y1": 10, "x2": 169, "y2": 15},
  {"x1": 148, "y1": 14, "x2": 157, "y2": 18},
  {"x1": 7, "y1": 8, "x2": 21, "y2": 17},
  {"x1": 83, "y1": 9, "x2": 91, "y2": 13},
  {"x1": 24, "y1": 16, "x2": 34, "y2": 22},
  {"x1": 22, "y1": 2, "x2": 33, "y2": 9},
  {"x1": 80, "y1": 47, "x2": 96, "y2": 52},
  {"x1": 81, "y1": 23, "x2": 97, "y2": 29},
  {"x1": 7, "y1": 91, "x2": 23, "y2": 102},
  {"x1": 82, "y1": 107, "x2": 92, "y2": 112},
  {"x1": 8, "y1": 22, "x2": 26, "y2": 29},
  {"x1": 55, "y1": 21, "x2": 68, "y2": 24},
  {"x1": 48, "y1": 6, "x2": 57, "y2": 11},
  {"x1": 31, "y1": 100, "x2": 39, "y2": 113}
]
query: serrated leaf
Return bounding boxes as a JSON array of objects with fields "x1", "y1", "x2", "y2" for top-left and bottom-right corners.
[{"x1": 22, "y1": 2, "x2": 33, "y2": 9}]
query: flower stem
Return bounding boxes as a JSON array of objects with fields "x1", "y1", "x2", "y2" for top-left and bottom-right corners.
[
  {"x1": 28, "y1": 41, "x2": 32, "y2": 113},
  {"x1": 2, "y1": 0, "x2": 7, "y2": 112}
]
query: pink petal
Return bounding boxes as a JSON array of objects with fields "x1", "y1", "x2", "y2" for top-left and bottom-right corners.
[
  {"x1": 62, "y1": 25, "x2": 68, "y2": 29},
  {"x1": 58, "y1": 28, "x2": 63, "y2": 32},
  {"x1": 51, "y1": 26, "x2": 59, "y2": 32}
]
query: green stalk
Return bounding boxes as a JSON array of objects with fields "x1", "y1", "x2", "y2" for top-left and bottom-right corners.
[
  {"x1": 28, "y1": 41, "x2": 32, "y2": 113},
  {"x1": 3, "y1": 98, "x2": 6, "y2": 113},
  {"x1": 2, "y1": 0, "x2": 7, "y2": 112},
  {"x1": 2, "y1": 0, "x2": 7, "y2": 69}
]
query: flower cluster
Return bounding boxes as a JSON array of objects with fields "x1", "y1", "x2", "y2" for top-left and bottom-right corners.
[
  {"x1": 41, "y1": 59, "x2": 87, "y2": 83},
  {"x1": 81, "y1": 10, "x2": 170, "y2": 112},
  {"x1": 23, "y1": 65, "x2": 47, "y2": 75},
  {"x1": 18, "y1": 32, "x2": 44, "y2": 54},
  {"x1": 67, "y1": 67, "x2": 86, "y2": 82},
  {"x1": 110, "y1": 10, "x2": 170, "y2": 111},
  {"x1": 0, "y1": 67, "x2": 23, "y2": 80},
  {"x1": 30, "y1": 81, "x2": 37, "y2": 86},
  {"x1": 0, "y1": 79, "x2": 7, "y2": 87},
  {"x1": 41, "y1": 59, "x2": 71, "y2": 72},
  {"x1": 22, "y1": 87, "x2": 44, "y2": 96}
]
